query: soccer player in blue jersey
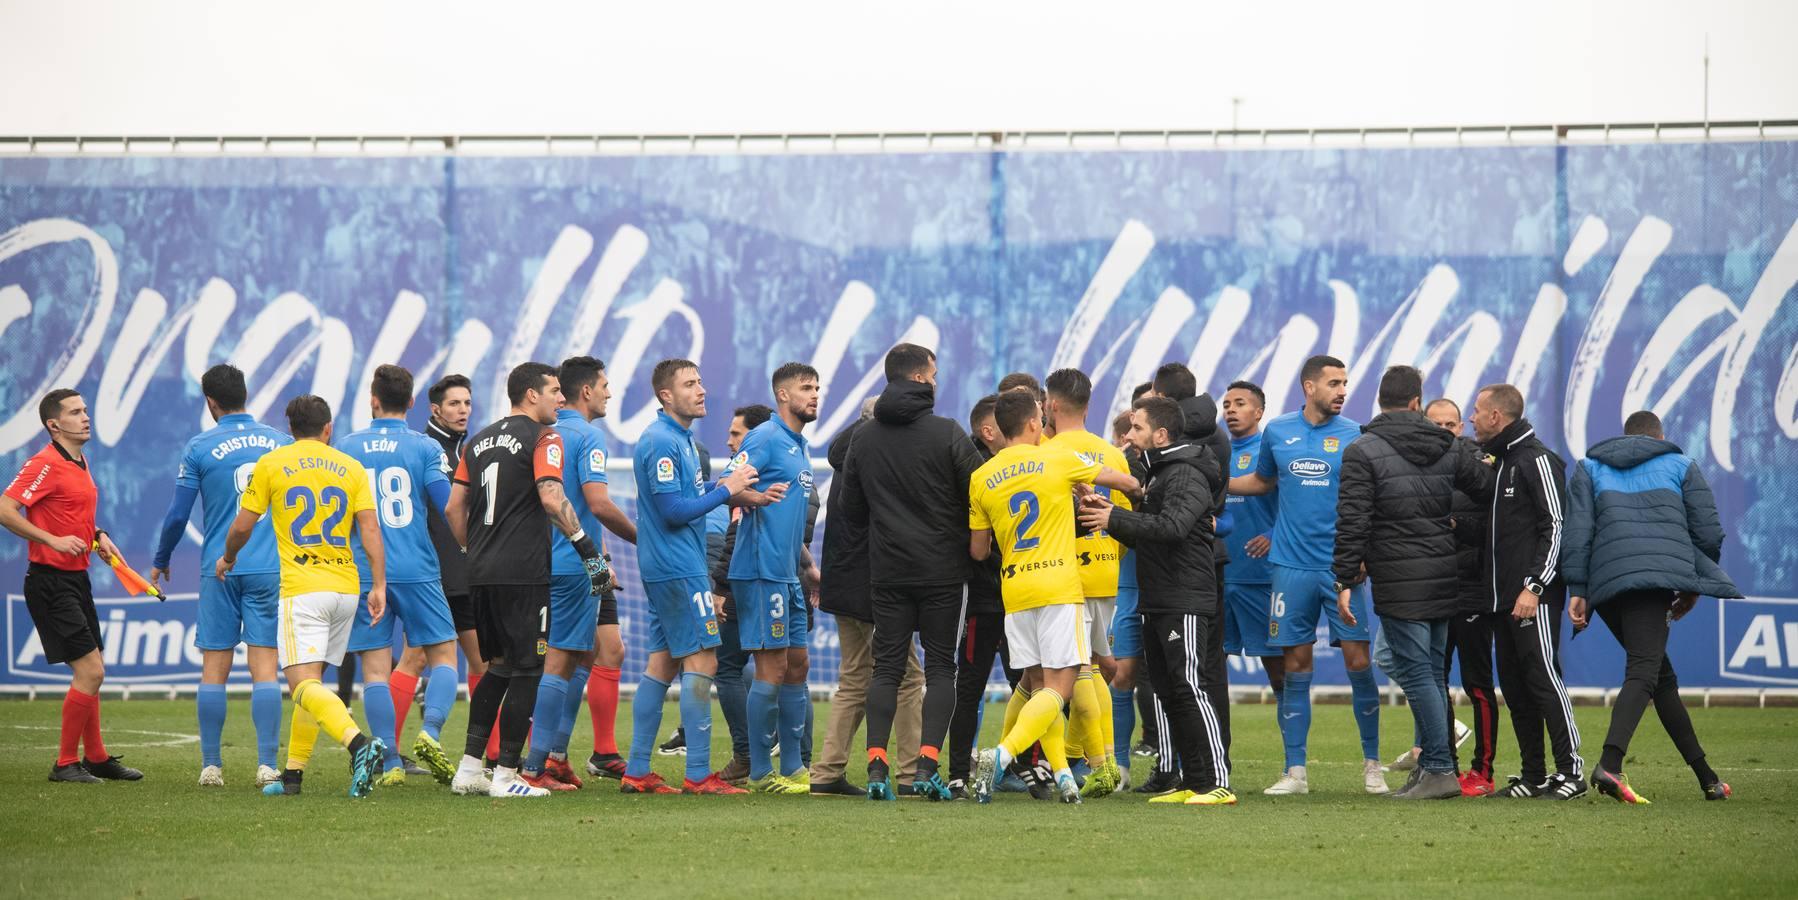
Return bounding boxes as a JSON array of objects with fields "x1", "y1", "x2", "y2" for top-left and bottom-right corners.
[
  {"x1": 518, "y1": 356, "x2": 637, "y2": 790},
  {"x1": 724, "y1": 362, "x2": 821, "y2": 794},
  {"x1": 151, "y1": 364, "x2": 291, "y2": 789},
  {"x1": 335, "y1": 364, "x2": 463, "y2": 787},
  {"x1": 622, "y1": 358, "x2": 764, "y2": 795},
  {"x1": 1228, "y1": 355, "x2": 1388, "y2": 796},
  {"x1": 1220, "y1": 381, "x2": 1286, "y2": 747}
]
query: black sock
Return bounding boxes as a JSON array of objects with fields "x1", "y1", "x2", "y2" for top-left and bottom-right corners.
[
  {"x1": 868, "y1": 757, "x2": 890, "y2": 782},
  {"x1": 464, "y1": 671, "x2": 510, "y2": 759},
  {"x1": 497, "y1": 673, "x2": 540, "y2": 770},
  {"x1": 1692, "y1": 755, "x2": 1719, "y2": 788},
  {"x1": 1600, "y1": 744, "x2": 1625, "y2": 774},
  {"x1": 347, "y1": 733, "x2": 368, "y2": 755}
]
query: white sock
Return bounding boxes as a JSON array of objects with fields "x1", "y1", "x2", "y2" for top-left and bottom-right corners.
[{"x1": 457, "y1": 754, "x2": 482, "y2": 774}]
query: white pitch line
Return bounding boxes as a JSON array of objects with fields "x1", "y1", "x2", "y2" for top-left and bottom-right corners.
[
  {"x1": 6, "y1": 724, "x2": 200, "y2": 751},
  {"x1": 1225, "y1": 757, "x2": 1798, "y2": 774}
]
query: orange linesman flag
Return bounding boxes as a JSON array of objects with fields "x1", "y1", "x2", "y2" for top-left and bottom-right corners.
[{"x1": 93, "y1": 542, "x2": 165, "y2": 601}]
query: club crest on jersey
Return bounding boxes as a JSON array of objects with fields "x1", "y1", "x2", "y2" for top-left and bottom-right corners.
[
  {"x1": 706, "y1": 619, "x2": 719, "y2": 636},
  {"x1": 1322, "y1": 437, "x2": 1340, "y2": 453},
  {"x1": 771, "y1": 622, "x2": 785, "y2": 639},
  {"x1": 1236, "y1": 452, "x2": 1252, "y2": 469},
  {"x1": 536, "y1": 639, "x2": 548, "y2": 656},
  {"x1": 546, "y1": 444, "x2": 562, "y2": 468},
  {"x1": 656, "y1": 457, "x2": 675, "y2": 483},
  {"x1": 589, "y1": 448, "x2": 606, "y2": 473},
  {"x1": 1269, "y1": 621, "x2": 1279, "y2": 637}
]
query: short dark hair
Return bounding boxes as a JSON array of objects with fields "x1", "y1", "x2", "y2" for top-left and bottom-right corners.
[
  {"x1": 1152, "y1": 363, "x2": 1197, "y2": 401},
  {"x1": 1132, "y1": 395, "x2": 1184, "y2": 439},
  {"x1": 772, "y1": 362, "x2": 820, "y2": 392},
  {"x1": 997, "y1": 372, "x2": 1044, "y2": 403},
  {"x1": 38, "y1": 389, "x2": 80, "y2": 430},
  {"x1": 1131, "y1": 382, "x2": 1152, "y2": 401},
  {"x1": 1376, "y1": 365, "x2": 1424, "y2": 411},
  {"x1": 1044, "y1": 368, "x2": 1092, "y2": 412},
  {"x1": 201, "y1": 364, "x2": 248, "y2": 412},
  {"x1": 1476, "y1": 383, "x2": 1524, "y2": 421},
  {"x1": 1426, "y1": 397, "x2": 1461, "y2": 417},
  {"x1": 370, "y1": 364, "x2": 413, "y2": 413},
  {"x1": 1225, "y1": 380, "x2": 1265, "y2": 409},
  {"x1": 506, "y1": 362, "x2": 557, "y2": 406},
  {"x1": 428, "y1": 373, "x2": 470, "y2": 406},
  {"x1": 651, "y1": 358, "x2": 699, "y2": 399},
  {"x1": 558, "y1": 356, "x2": 605, "y2": 400},
  {"x1": 734, "y1": 404, "x2": 774, "y2": 431},
  {"x1": 1624, "y1": 410, "x2": 1664, "y2": 438},
  {"x1": 884, "y1": 343, "x2": 936, "y2": 382},
  {"x1": 1301, "y1": 355, "x2": 1347, "y2": 386},
  {"x1": 285, "y1": 394, "x2": 333, "y2": 438},
  {"x1": 1111, "y1": 410, "x2": 1132, "y2": 439},
  {"x1": 994, "y1": 390, "x2": 1040, "y2": 439},
  {"x1": 969, "y1": 393, "x2": 999, "y2": 434}
]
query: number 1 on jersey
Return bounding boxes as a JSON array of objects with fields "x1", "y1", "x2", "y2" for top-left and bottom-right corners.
[{"x1": 479, "y1": 462, "x2": 498, "y2": 526}]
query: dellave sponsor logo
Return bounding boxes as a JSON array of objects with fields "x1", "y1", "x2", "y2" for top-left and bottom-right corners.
[
  {"x1": 1719, "y1": 597, "x2": 1798, "y2": 686},
  {"x1": 1288, "y1": 458, "x2": 1331, "y2": 479}
]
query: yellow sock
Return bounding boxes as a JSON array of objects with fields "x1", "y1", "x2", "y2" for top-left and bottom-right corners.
[
  {"x1": 1093, "y1": 670, "x2": 1115, "y2": 762},
  {"x1": 286, "y1": 705, "x2": 319, "y2": 771},
  {"x1": 1001, "y1": 688, "x2": 1029, "y2": 738},
  {"x1": 1000, "y1": 688, "x2": 1064, "y2": 758},
  {"x1": 1071, "y1": 672, "x2": 1105, "y2": 764},
  {"x1": 1039, "y1": 711, "x2": 1070, "y2": 774},
  {"x1": 295, "y1": 678, "x2": 362, "y2": 748}
]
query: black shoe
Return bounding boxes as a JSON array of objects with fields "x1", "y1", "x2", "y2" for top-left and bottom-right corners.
[
  {"x1": 946, "y1": 778, "x2": 973, "y2": 801},
  {"x1": 1537, "y1": 773, "x2": 1588, "y2": 800},
  {"x1": 82, "y1": 756, "x2": 143, "y2": 781},
  {"x1": 400, "y1": 755, "x2": 429, "y2": 777},
  {"x1": 1704, "y1": 781, "x2": 1732, "y2": 801},
  {"x1": 809, "y1": 776, "x2": 864, "y2": 797},
  {"x1": 586, "y1": 752, "x2": 628, "y2": 780},
  {"x1": 1134, "y1": 769, "x2": 1181, "y2": 795},
  {"x1": 50, "y1": 762, "x2": 101, "y2": 783},
  {"x1": 1132, "y1": 741, "x2": 1157, "y2": 758},
  {"x1": 658, "y1": 728, "x2": 687, "y2": 756},
  {"x1": 1489, "y1": 775, "x2": 1547, "y2": 798}
]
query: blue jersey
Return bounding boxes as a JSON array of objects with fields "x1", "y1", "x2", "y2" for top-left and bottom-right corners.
[
  {"x1": 176, "y1": 413, "x2": 290, "y2": 574},
  {"x1": 634, "y1": 410, "x2": 711, "y2": 583},
  {"x1": 551, "y1": 408, "x2": 611, "y2": 577},
  {"x1": 724, "y1": 418, "x2": 813, "y2": 582},
  {"x1": 1254, "y1": 410, "x2": 1361, "y2": 572},
  {"x1": 1224, "y1": 431, "x2": 1278, "y2": 584},
  {"x1": 1117, "y1": 547, "x2": 1137, "y2": 591},
  {"x1": 336, "y1": 418, "x2": 450, "y2": 586}
]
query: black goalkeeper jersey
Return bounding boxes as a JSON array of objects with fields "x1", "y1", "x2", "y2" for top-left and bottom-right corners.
[{"x1": 453, "y1": 414, "x2": 563, "y2": 586}]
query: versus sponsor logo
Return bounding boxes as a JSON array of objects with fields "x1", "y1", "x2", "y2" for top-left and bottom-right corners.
[
  {"x1": 1719, "y1": 597, "x2": 1798, "y2": 686},
  {"x1": 1288, "y1": 457, "x2": 1331, "y2": 479}
]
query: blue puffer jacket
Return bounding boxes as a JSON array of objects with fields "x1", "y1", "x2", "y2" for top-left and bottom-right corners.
[{"x1": 1564, "y1": 435, "x2": 1741, "y2": 605}]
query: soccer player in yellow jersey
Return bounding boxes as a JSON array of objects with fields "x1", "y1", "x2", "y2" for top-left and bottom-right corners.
[
  {"x1": 1042, "y1": 368, "x2": 1132, "y2": 797},
  {"x1": 219, "y1": 395, "x2": 388, "y2": 799},
  {"x1": 968, "y1": 391, "x2": 1137, "y2": 804}
]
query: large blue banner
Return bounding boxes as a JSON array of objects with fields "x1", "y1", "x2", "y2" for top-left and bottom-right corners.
[{"x1": 2, "y1": 144, "x2": 1794, "y2": 691}]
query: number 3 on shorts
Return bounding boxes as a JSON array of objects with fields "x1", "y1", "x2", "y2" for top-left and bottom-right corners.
[{"x1": 769, "y1": 592, "x2": 784, "y2": 620}]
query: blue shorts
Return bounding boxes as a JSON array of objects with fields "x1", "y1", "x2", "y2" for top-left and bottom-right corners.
[
  {"x1": 548, "y1": 573, "x2": 598, "y2": 652},
  {"x1": 729, "y1": 579, "x2": 809, "y2": 651},
  {"x1": 1110, "y1": 587, "x2": 1143, "y2": 660},
  {"x1": 347, "y1": 580, "x2": 458, "y2": 653},
  {"x1": 644, "y1": 576, "x2": 721, "y2": 659},
  {"x1": 1267, "y1": 565, "x2": 1371, "y2": 648},
  {"x1": 1222, "y1": 582, "x2": 1277, "y2": 657},
  {"x1": 196, "y1": 572, "x2": 280, "y2": 651}
]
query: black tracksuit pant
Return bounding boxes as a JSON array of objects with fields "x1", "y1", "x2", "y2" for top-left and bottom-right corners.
[
  {"x1": 1595, "y1": 589, "x2": 1710, "y2": 775},
  {"x1": 1141, "y1": 611, "x2": 1229, "y2": 793},
  {"x1": 867, "y1": 583, "x2": 964, "y2": 776},
  {"x1": 1451, "y1": 612, "x2": 1499, "y2": 778},
  {"x1": 947, "y1": 610, "x2": 1015, "y2": 783},
  {"x1": 1489, "y1": 596, "x2": 1583, "y2": 781}
]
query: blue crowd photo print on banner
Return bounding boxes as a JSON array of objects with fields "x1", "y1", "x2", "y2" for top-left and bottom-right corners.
[{"x1": 1, "y1": 142, "x2": 1794, "y2": 690}]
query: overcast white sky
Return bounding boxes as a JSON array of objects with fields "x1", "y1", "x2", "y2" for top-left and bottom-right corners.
[{"x1": 2, "y1": 0, "x2": 1794, "y2": 136}]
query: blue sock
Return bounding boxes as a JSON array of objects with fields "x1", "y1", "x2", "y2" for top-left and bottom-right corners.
[
  {"x1": 1347, "y1": 666, "x2": 1382, "y2": 761},
  {"x1": 250, "y1": 681, "x2": 281, "y2": 768},
  {"x1": 679, "y1": 672, "x2": 714, "y2": 783},
  {"x1": 524, "y1": 672, "x2": 569, "y2": 773},
  {"x1": 777, "y1": 684, "x2": 808, "y2": 777},
  {"x1": 627, "y1": 675, "x2": 671, "y2": 777},
  {"x1": 1110, "y1": 685, "x2": 1135, "y2": 769},
  {"x1": 362, "y1": 682, "x2": 401, "y2": 767},
  {"x1": 1281, "y1": 672, "x2": 1314, "y2": 770},
  {"x1": 747, "y1": 680, "x2": 778, "y2": 780},
  {"x1": 197, "y1": 684, "x2": 227, "y2": 768},
  {"x1": 421, "y1": 665, "x2": 458, "y2": 741},
  {"x1": 555, "y1": 666, "x2": 591, "y2": 756}
]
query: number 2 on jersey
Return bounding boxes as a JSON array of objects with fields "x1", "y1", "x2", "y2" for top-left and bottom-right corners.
[
  {"x1": 1008, "y1": 490, "x2": 1041, "y2": 551},
  {"x1": 284, "y1": 485, "x2": 349, "y2": 548}
]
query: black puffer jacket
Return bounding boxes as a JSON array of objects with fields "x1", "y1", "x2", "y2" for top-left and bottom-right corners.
[
  {"x1": 1332, "y1": 411, "x2": 1493, "y2": 620},
  {"x1": 1177, "y1": 394, "x2": 1232, "y2": 560},
  {"x1": 839, "y1": 380, "x2": 984, "y2": 588},
  {"x1": 1105, "y1": 441, "x2": 1220, "y2": 615},
  {"x1": 1450, "y1": 436, "x2": 1490, "y2": 613},
  {"x1": 820, "y1": 419, "x2": 873, "y2": 622}
]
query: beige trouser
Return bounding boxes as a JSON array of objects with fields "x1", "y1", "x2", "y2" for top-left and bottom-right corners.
[{"x1": 813, "y1": 615, "x2": 924, "y2": 785}]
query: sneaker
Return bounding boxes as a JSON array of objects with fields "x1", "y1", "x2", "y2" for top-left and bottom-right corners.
[
  {"x1": 750, "y1": 773, "x2": 797, "y2": 794},
  {"x1": 544, "y1": 756, "x2": 584, "y2": 789},
  {"x1": 198, "y1": 765, "x2": 225, "y2": 787},
  {"x1": 1489, "y1": 775, "x2": 1546, "y2": 799},
  {"x1": 716, "y1": 754, "x2": 751, "y2": 787},
  {"x1": 451, "y1": 759, "x2": 493, "y2": 795},
  {"x1": 1591, "y1": 769, "x2": 1651, "y2": 805},
  {"x1": 1137, "y1": 769, "x2": 1183, "y2": 795},
  {"x1": 1459, "y1": 771, "x2": 1495, "y2": 797},
  {"x1": 658, "y1": 728, "x2": 687, "y2": 756},
  {"x1": 1264, "y1": 766, "x2": 1309, "y2": 796},
  {"x1": 947, "y1": 778, "x2": 973, "y2": 801},
  {"x1": 49, "y1": 762, "x2": 102, "y2": 784},
  {"x1": 972, "y1": 749, "x2": 999, "y2": 804},
  {"x1": 1185, "y1": 787, "x2": 1239, "y2": 806},
  {"x1": 376, "y1": 766, "x2": 407, "y2": 787},
  {"x1": 620, "y1": 772, "x2": 680, "y2": 794},
  {"x1": 1080, "y1": 758, "x2": 1121, "y2": 799},
  {"x1": 781, "y1": 768, "x2": 810, "y2": 790},
  {"x1": 1703, "y1": 781, "x2": 1732, "y2": 801},
  {"x1": 255, "y1": 765, "x2": 281, "y2": 788},
  {"x1": 400, "y1": 755, "x2": 430, "y2": 777},
  {"x1": 82, "y1": 756, "x2": 144, "y2": 781},
  {"x1": 1149, "y1": 789, "x2": 1197, "y2": 804},
  {"x1": 262, "y1": 769, "x2": 302, "y2": 797},
  {"x1": 683, "y1": 773, "x2": 749, "y2": 795},
  {"x1": 348, "y1": 739, "x2": 386, "y2": 798},
  {"x1": 520, "y1": 769, "x2": 577, "y2": 792},
  {"x1": 1539, "y1": 773, "x2": 1588, "y2": 800},
  {"x1": 1132, "y1": 741, "x2": 1156, "y2": 758},
  {"x1": 1453, "y1": 718, "x2": 1473, "y2": 750},
  {"x1": 490, "y1": 767, "x2": 551, "y2": 798},
  {"x1": 1390, "y1": 766, "x2": 1425, "y2": 799},
  {"x1": 1395, "y1": 770, "x2": 1463, "y2": 800},
  {"x1": 810, "y1": 776, "x2": 865, "y2": 797},
  {"x1": 411, "y1": 732, "x2": 455, "y2": 785},
  {"x1": 1387, "y1": 747, "x2": 1419, "y2": 773},
  {"x1": 913, "y1": 771, "x2": 952, "y2": 802},
  {"x1": 1055, "y1": 772, "x2": 1082, "y2": 804},
  {"x1": 586, "y1": 752, "x2": 628, "y2": 780},
  {"x1": 1363, "y1": 759, "x2": 1390, "y2": 795}
]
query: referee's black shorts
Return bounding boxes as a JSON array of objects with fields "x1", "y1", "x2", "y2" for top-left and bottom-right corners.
[
  {"x1": 24, "y1": 563, "x2": 101, "y2": 665},
  {"x1": 470, "y1": 584, "x2": 549, "y2": 669}
]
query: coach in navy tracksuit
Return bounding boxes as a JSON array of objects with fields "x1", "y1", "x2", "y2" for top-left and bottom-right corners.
[{"x1": 1565, "y1": 411, "x2": 1741, "y2": 803}]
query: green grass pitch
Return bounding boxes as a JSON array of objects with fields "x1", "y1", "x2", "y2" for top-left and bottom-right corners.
[{"x1": 2, "y1": 698, "x2": 1795, "y2": 898}]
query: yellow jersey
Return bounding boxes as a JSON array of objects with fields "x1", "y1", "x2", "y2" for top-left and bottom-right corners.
[
  {"x1": 1044, "y1": 429, "x2": 1133, "y2": 599},
  {"x1": 968, "y1": 442, "x2": 1102, "y2": 614},
  {"x1": 240, "y1": 439, "x2": 375, "y2": 597}
]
